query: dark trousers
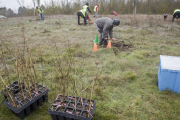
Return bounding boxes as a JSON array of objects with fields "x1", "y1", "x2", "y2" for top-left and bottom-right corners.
[
  {"x1": 164, "y1": 15, "x2": 167, "y2": 21},
  {"x1": 172, "y1": 11, "x2": 180, "y2": 21},
  {"x1": 94, "y1": 23, "x2": 108, "y2": 45},
  {"x1": 77, "y1": 12, "x2": 87, "y2": 25}
]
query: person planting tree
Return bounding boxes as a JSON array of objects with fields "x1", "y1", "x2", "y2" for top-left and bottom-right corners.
[
  {"x1": 36, "y1": 6, "x2": 44, "y2": 20},
  {"x1": 77, "y1": 9, "x2": 87, "y2": 25},
  {"x1": 172, "y1": 9, "x2": 180, "y2": 22},
  {"x1": 83, "y1": 3, "x2": 92, "y2": 22},
  {"x1": 94, "y1": 17, "x2": 120, "y2": 45}
]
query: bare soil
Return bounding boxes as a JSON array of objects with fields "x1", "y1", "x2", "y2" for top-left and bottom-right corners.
[
  {"x1": 56, "y1": 106, "x2": 65, "y2": 112},
  {"x1": 73, "y1": 109, "x2": 81, "y2": 116},
  {"x1": 14, "y1": 93, "x2": 21, "y2": 98},
  {"x1": 70, "y1": 97, "x2": 79, "y2": 102},
  {"x1": 111, "y1": 42, "x2": 134, "y2": 51},
  {"x1": 62, "y1": 101, "x2": 69, "y2": 106},
  {"x1": 66, "y1": 108, "x2": 73, "y2": 114},
  {"x1": 21, "y1": 99, "x2": 30, "y2": 105},
  {"x1": 68, "y1": 102, "x2": 75, "y2": 107},
  {"x1": 84, "y1": 105, "x2": 89, "y2": 110},
  {"x1": 82, "y1": 111, "x2": 89, "y2": 117},
  {"x1": 87, "y1": 100, "x2": 94, "y2": 105},
  {"x1": 17, "y1": 97, "x2": 24, "y2": 102},
  {"x1": 63, "y1": 96, "x2": 70, "y2": 101},
  {"x1": 76, "y1": 103, "x2": 83, "y2": 109}
]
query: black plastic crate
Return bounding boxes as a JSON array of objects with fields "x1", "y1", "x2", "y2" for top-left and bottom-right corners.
[
  {"x1": 1, "y1": 82, "x2": 49, "y2": 119},
  {"x1": 47, "y1": 95, "x2": 96, "y2": 120}
]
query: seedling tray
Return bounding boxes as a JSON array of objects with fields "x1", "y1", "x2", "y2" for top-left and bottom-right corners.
[
  {"x1": 47, "y1": 95, "x2": 96, "y2": 120},
  {"x1": 1, "y1": 81, "x2": 49, "y2": 119},
  {"x1": 0, "y1": 81, "x2": 24, "y2": 99}
]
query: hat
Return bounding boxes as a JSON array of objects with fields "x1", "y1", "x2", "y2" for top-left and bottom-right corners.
[
  {"x1": 86, "y1": 3, "x2": 89, "y2": 6},
  {"x1": 113, "y1": 19, "x2": 120, "y2": 26},
  {"x1": 97, "y1": 4, "x2": 99, "y2": 6}
]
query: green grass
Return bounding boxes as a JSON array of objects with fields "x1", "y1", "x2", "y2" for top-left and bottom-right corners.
[{"x1": 0, "y1": 15, "x2": 180, "y2": 120}]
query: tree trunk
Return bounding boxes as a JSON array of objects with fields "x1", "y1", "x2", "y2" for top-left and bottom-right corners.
[{"x1": 133, "y1": 0, "x2": 137, "y2": 19}]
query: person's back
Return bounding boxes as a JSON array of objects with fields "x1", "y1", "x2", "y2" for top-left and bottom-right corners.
[
  {"x1": 83, "y1": 5, "x2": 88, "y2": 10},
  {"x1": 83, "y1": 4, "x2": 91, "y2": 13},
  {"x1": 95, "y1": 17, "x2": 113, "y2": 28},
  {"x1": 173, "y1": 9, "x2": 180, "y2": 15},
  {"x1": 36, "y1": 7, "x2": 44, "y2": 14},
  {"x1": 94, "y1": 17, "x2": 120, "y2": 45},
  {"x1": 172, "y1": 9, "x2": 180, "y2": 22}
]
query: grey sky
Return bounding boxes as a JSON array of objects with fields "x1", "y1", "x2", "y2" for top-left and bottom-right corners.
[{"x1": 0, "y1": 0, "x2": 46, "y2": 12}]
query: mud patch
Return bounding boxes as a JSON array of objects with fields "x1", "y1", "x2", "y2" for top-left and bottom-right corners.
[
  {"x1": 111, "y1": 42, "x2": 134, "y2": 55},
  {"x1": 100, "y1": 42, "x2": 134, "y2": 50},
  {"x1": 111, "y1": 42, "x2": 134, "y2": 51}
]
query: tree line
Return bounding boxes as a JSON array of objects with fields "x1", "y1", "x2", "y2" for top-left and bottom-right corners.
[{"x1": 2, "y1": 0, "x2": 180, "y2": 17}]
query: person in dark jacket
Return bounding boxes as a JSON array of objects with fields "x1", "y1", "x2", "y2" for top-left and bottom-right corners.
[
  {"x1": 77, "y1": 9, "x2": 87, "y2": 25},
  {"x1": 94, "y1": 17, "x2": 120, "y2": 45},
  {"x1": 83, "y1": 3, "x2": 92, "y2": 22},
  {"x1": 163, "y1": 13, "x2": 168, "y2": 21},
  {"x1": 172, "y1": 9, "x2": 180, "y2": 22}
]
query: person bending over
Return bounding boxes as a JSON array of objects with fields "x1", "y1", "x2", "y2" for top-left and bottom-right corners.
[
  {"x1": 172, "y1": 9, "x2": 180, "y2": 22},
  {"x1": 94, "y1": 17, "x2": 120, "y2": 45},
  {"x1": 77, "y1": 9, "x2": 87, "y2": 25}
]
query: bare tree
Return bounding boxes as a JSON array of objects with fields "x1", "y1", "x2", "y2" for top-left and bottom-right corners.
[
  {"x1": 17, "y1": 0, "x2": 24, "y2": 7},
  {"x1": 13, "y1": 0, "x2": 180, "y2": 16},
  {"x1": 17, "y1": 0, "x2": 26, "y2": 16},
  {"x1": 132, "y1": 0, "x2": 137, "y2": 19},
  {"x1": 36, "y1": 0, "x2": 40, "y2": 6},
  {"x1": 32, "y1": 0, "x2": 36, "y2": 17}
]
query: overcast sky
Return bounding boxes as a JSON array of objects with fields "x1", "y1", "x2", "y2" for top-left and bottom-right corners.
[{"x1": 0, "y1": 0, "x2": 45, "y2": 13}]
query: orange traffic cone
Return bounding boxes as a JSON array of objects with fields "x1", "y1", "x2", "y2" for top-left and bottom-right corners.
[
  {"x1": 107, "y1": 40, "x2": 111, "y2": 48},
  {"x1": 93, "y1": 43, "x2": 98, "y2": 51}
]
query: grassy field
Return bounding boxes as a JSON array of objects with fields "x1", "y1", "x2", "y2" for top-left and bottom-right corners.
[{"x1": 0, "y1": 14, "x2": 180, "y2": 120}]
